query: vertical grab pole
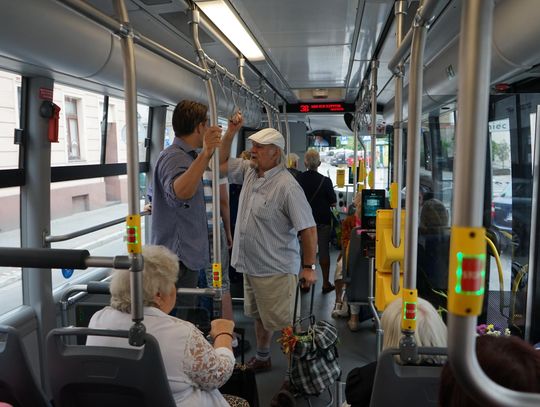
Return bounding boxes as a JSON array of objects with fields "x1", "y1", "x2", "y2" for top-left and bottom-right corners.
[
  {"x1": 284, "y1": 103, "x2": 291, "y2": 159},
  {"x1": 447, "y1": 1, "x2": 538, "y2": 405},
  {"x1": 266, "y1": 103, "x2": 274, "y2": 128},
  {"x1": 525, "y1": 104, "x2": 540, "y2": 342},
  {"x1": 113, "y1": 0, "x2": 145, "y2": 346},
  {"x1": 401, "y1": 0, "x2": 430, "y2": 362},
  {"x1": 353, "y1": 112, "x2": 358, "y2": 191},
  {"x1": 190, "y1": 8, "x2": 222, "y2": 316},
  {"x1": 238, "y1": 56, "x2": 246, "y2": 85},
  {"x1": 390, "y1": 0, "x2": 407, "y2": 296},
  {"x1": 275, "y1": 105, "x2": 283, "y2": 134},
  {"x1": 369, "y1": 60, "x2": 378, "y2": 189}
]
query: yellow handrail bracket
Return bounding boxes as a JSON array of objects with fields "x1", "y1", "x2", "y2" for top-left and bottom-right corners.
[
  {"x1": 447, "y1": 226, "x2": 486, "y2": 316},
  {"x1": 126, "y1": 214, "x2": 142, "y2": 254}
]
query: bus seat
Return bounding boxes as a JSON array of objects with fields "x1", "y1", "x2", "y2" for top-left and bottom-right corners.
[
  {"x1": 369, "y1": 347, "x2": 446, "y2": 407},
  {"x1": 0, "y1": 325, "x2": 51, "y2": 407},
  {"x1": 46, "y1": 327, "x2": 176, "y2": 407},
  {"x1": 344, "y1": 227, "x2": 371, "y2": 303}
]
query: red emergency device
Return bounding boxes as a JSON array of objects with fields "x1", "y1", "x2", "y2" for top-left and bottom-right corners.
[{"x1": 48, "y1": 103, "x2": 60, "y2": 143}]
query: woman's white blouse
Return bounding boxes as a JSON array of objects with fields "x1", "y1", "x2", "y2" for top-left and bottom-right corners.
[{"x1": 86, "y1": 306, "x2": 235, "y2": 406}]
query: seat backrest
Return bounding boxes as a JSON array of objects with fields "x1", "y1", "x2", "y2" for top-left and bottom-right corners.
[
  {"x1": 0, "y1": 325, "x2": 51, "y2": 407},
  {"x1": 46, "y1": 327, "x2": 176, "y2": 407},
  {"x1": 345, "y1": 227, "x2": 372, "y2": 302},
  {"x1": 369, "y1": 347, "x2": 446, "y2": 407}
]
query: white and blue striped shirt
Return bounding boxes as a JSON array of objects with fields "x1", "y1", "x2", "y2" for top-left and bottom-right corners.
[{"x1": 228, "y1": 158, "x2": 316, "y2": 276}]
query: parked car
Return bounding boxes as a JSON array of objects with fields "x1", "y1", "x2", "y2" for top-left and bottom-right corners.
[{"x1": 492, "y1": 180, "x2": 532, "y2": 233}]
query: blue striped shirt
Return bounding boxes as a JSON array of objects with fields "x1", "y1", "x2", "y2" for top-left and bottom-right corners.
[
  {"x1": 151, "y1": 137, "x2": 209, "y2": 270},
  {"x1": 202, "y1": 170, "x2": 226, "y2": 234},
  {"x1": 228, "y1": 158, "x2": 316, "y2": 276}
]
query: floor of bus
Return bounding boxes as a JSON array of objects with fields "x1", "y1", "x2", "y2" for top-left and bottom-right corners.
[{"x1": 230, "y1": 247, "x2": 377, "y2": 407}]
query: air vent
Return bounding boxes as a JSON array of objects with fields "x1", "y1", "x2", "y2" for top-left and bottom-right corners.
[
  {"x1": 312, "y1": 89, "x2": 328, "y2": 99},
  {"x1": 161, "y1": 11, "x2": 215, "y2": 44},
  {"x1": 292, "y1": 88, "x2": 345, "y2": 101}
]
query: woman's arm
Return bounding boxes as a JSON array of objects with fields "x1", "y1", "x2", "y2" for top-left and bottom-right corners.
[{"x1": 184, "y1": 326, "x2": 235, "y2": 390}]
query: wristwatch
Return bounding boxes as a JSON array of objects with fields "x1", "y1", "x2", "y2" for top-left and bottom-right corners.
[{"x1": 302, "y1": 264, "x2": 316, "y2": 270}]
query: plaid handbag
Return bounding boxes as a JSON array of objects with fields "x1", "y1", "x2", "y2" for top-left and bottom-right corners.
[{"x1": 289, "y1": 320, "x2": 341, "y2": 395}]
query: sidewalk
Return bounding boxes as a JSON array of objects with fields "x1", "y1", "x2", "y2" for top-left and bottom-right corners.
[{"x1": 0, "y1": 202, "x2": 148, "y2": 288}]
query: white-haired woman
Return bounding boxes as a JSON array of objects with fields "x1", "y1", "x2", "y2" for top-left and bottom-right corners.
[
  {"x1": 344, "y1": 297, "x2": 447, "y2": 406},
  {"x1": 87, "y1": 245, "x2": 246, "y2": 407}
]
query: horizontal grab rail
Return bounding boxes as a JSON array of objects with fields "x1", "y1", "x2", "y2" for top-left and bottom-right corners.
[
  {"x1": 56, "y1": 0, "x2": 209, "y2": 79},
  {"x1": 0, "y1": 247, "x2": 132, "y2": 270},
  {"x1": 45, "y1": 210, "x2": 150, "y2": 243}
]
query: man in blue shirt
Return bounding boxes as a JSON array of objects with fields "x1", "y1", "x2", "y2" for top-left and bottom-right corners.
[{"x1": 151, "y1": 100, "x2": 242, "y2": 308}]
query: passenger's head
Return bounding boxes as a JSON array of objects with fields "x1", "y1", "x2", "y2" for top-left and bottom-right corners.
[
  {"x1": 419, "y1": 198, "x2": 448, "y2": 234},
  {"x1": 439, "y1": 335, "x2": 540, "y2": 406},
  {"x1": 381, "y1": 297, "x2": 447, "y2": 350},
  {"x1": 304, "y1": 149, "x2": 321, "y2": 170},
  {"x1": 110, "y1": 245, "x2": 179, "y2": 314},
  {"x1": 172, "y1": 100, "x2": 208, "y2": 137},
  {"x1": 288, "y1": 153, "x2": 299, "y2": 169},
  {"x1": 240, "y1": 150, "x2": 251, "y2": 160},
  {"x1": 248, "y1": 128, "x2": 286, "y2": 173}
]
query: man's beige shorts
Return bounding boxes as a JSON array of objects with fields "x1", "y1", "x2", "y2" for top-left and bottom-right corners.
[{"x1": 244, "y1": 273, "x2": 298, "y2": 332}]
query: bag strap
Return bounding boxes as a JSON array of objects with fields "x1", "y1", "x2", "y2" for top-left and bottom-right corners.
[{"x1": 308, "y1": 176, "x2": 325, "y2": 204}]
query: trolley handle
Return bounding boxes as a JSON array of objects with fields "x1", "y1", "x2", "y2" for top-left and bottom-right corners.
[{"x1": 293, "y1": 278, "x2": 316, "y2": 329}]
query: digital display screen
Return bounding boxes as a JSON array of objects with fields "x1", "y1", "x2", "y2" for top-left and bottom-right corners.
[
  {"x1": 361, "y1": 189, "x2": 386, "y2": 229},
  {"x1": 364, "y1": 198, "x2": 382, "y2": 217},
  {"x1": 286, "y1": 103, "x2": 355, "y2": 113}
]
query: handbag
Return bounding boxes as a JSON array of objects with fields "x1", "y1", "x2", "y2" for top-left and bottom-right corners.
[
  {"x1": 288, "y1": 282, "x2": 341, "y2": 396},
  {"x1": 219, "y1": 328, "x2": 260, "y2": 407}
]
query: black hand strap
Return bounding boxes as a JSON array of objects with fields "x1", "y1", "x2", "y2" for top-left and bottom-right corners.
[{"x1": 308, "y1": 177, "x2": 325, "y2": 204}]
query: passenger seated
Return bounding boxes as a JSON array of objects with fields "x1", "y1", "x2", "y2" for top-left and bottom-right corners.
[
  {"x1": 86, "y1": 245, "x2": 247, "y2": 407},
  {"x1": 439, "y1": 335, "x2": 540, "y2": 406},
  {"x1": 332, "y1": 192, "x2": 365, "y2": 331},
  {"x1": 345, "y1": 297, "x2": 447, "y2": 406}
]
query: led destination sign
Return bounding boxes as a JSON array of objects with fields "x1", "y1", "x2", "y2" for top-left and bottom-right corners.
[{"x1": 287, "y1": 102, "x2": 354, "y2": 113}]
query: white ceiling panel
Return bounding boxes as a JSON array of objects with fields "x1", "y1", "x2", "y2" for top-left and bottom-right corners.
[
  {"x1": 229, "y1": 0, "x2": 359, "y2": 48},
  {"x1": 268, "y1": 45, "x2": 351, "y2": 88},
  {"x1": 353, "y1": 1, "x2": 393, "y2": 62}
]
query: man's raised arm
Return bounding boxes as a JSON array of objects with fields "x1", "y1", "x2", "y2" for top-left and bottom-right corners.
[{"x1": 220, "y1": 112, "x2": 243, "y2": 174}]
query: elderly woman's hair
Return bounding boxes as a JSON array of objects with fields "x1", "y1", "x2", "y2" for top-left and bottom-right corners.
[
  {"x1": 304, "y1": 149, "x2": 321, "y2": 170},
  {"x1": 419, "y1": 198, "x2": 448, "y2": 233},
  {"x1": 288, "y1": 152, "x2": 299, "y2": 164},
  {"x1": 381, "y1": 297, "x2": 447, "y2": 350},
  {"x1": 439, "y1": 335, "x2": 540, "y2": 406},
  {"x1": 110, "y1": 245, "x2": 179, "y2": 313}
]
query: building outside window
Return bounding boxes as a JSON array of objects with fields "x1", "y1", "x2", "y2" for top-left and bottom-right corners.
[{"x1": 65, "y1": 97, "x2": 81, "y2": 160}]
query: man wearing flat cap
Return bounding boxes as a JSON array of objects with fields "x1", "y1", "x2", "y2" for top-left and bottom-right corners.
[{"x1": 220, "y1": 128, "x2": 318, "y2": 377}]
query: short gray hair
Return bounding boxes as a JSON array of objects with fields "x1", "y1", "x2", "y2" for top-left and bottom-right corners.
[
  {"x1": 304, "y1": 149, "x2": 321, "y2": 170},
  {"x1": 381, "y1": 297, "x2": 447, "y2": 350},
  {"x1": 110, "y1": 245, "x2": 179, "y2": 313},
  {"x1": 277, "y1": 148, "x2": 287, "y2": 167}
]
